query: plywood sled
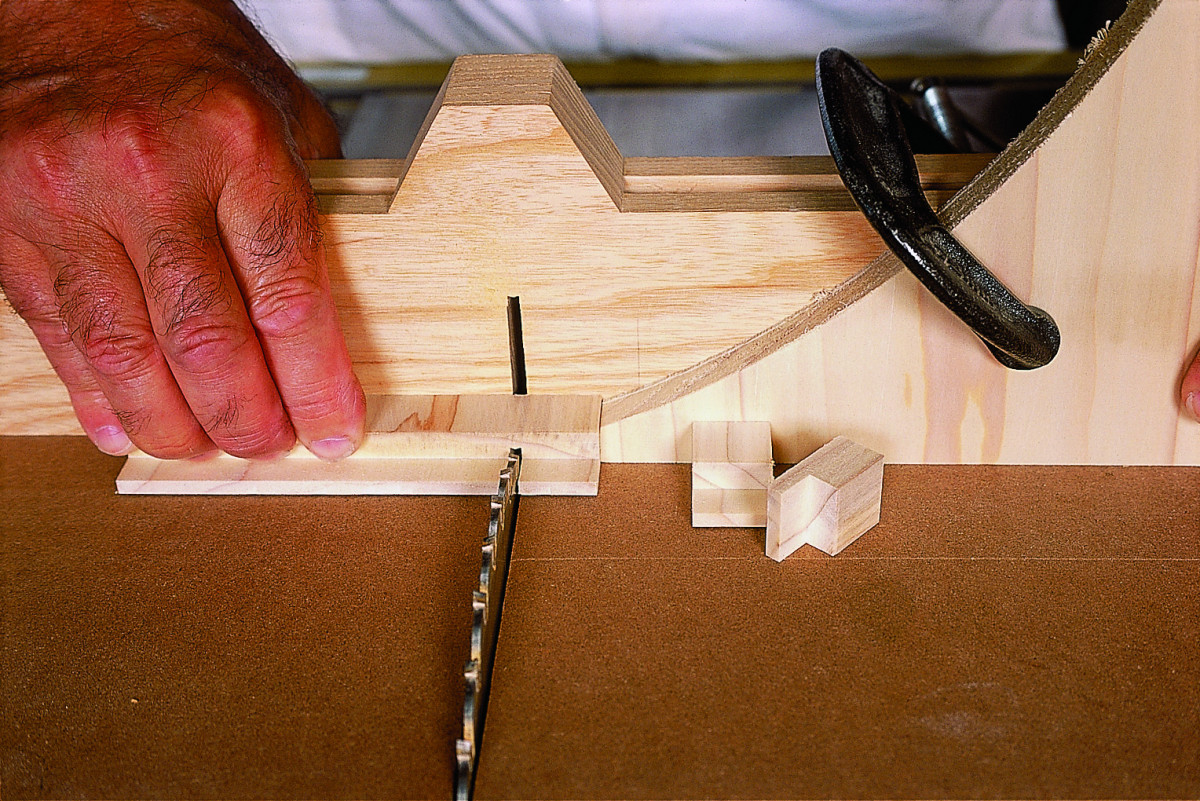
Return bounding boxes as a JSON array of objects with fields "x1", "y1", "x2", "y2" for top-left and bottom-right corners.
[{"x1": 1, "y1": 0, "x2": 1197, "y2": 466}]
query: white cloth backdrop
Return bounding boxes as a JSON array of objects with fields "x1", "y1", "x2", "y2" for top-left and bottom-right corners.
[{"x1": 237, "y1": 0, "x2": 1066, "y2": 64}]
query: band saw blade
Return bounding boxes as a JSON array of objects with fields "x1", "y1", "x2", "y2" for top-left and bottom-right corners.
[{"x1": 456, "y1": 447, "x2": 522, "y2": 800}]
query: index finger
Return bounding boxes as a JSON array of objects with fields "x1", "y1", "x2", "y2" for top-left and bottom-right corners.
[{"x1": 216, "y1": 137, "x2": 365, "y2": 459}]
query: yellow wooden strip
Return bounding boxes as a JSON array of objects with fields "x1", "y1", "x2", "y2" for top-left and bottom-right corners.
[
  {"x1": 116, "y1": 394, "x2": 601, "y2": 495},
  {"x1": 116, "y1": 454, "x2": 598, "y2": 496}
]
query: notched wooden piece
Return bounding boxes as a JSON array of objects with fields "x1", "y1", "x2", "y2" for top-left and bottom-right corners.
[
  {"x1": 766, "y1": 436, "x2": 883, "y2": 560},
  {"x1": 691, "y1": 421, "x2": 773, "y2": 527},
  {"x1": 0, "y1": 53, "x2": 988, "y2": 434},
  {"x1": 116, "y1": 394, "x2": 601, "y2": 496}
]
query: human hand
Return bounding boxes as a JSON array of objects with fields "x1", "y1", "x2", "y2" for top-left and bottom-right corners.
[
  {"x1": 1183, "y1": 348, "x2": 1200, "y2": 422},
  {"x1": 0, "y1": 0, "x2": 365, "y2": 459}
]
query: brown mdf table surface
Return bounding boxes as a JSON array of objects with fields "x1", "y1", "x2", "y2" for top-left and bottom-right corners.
[
  {"x1": 3, "y1": 437, "x2": 1199, "y2": 799},
  {"x1": 2, "y1": 437, "x2": 484, "y2": 799}
]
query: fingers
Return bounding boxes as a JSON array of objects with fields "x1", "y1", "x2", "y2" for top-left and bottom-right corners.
[
  {"x1": 53, "y1": 232, "x2": 222, "y2": 459},
  {"x1": 0, "y1": 231, "x2": 136, "y2": 455},
  {"x1": 1183, "y1": 343, "x2": 1200, "y2": 422},
  {"x1": 217, "y1": 143, "x2": 365, "y2": 459},
  {"x1": 116, "y1": 201, "x2": 297, "y2": 458},
  {"x1": 3, "y1": 223, "x2": 218, "y2": 458},
  {"x1": 1, "y1": 1, "x2": 360, "y2": 461}
]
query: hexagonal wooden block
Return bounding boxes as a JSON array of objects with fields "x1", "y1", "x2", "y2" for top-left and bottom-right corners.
[
  {"x1": 691, "y1": 421, "x2": 773, "y2": 527},
  {"x1": 766, "y1": 436, "x2": 883, "y2": 560}
]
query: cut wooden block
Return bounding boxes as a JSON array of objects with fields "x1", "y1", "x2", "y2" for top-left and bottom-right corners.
[
  {"x1": 691, "y1": 421, "x2": 773, "y2": 527},
  {"x1": 766, "y1": 437, "x2": 884, "y2": 560},
  {"x1": 116, "y1": 394, "x2": 600, "y2": 496}
]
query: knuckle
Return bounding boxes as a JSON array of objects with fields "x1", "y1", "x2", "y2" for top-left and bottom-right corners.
[
  {"x1": 6, "y1": 135, "x2": 79, "y2": 215},
  {"x1": 200, "y1": 397, "x2": 295, "y2": 459},
  {"x1": 77, "y1": 319, "x2": 159, "y2": 380},
  {"x1": 49, "y1": 263, "x2": 158, "y2": 378},
  {"x1": 142, "y1": 230, "x2": 230, "y2": 326},
  {"x1": 50, "y1": 265, "x2": 132, "y2": 367},
  {"x1": 234, "y1": 189, "x2": 323, "y2": 274},
  {"x1": 161, "y1": 315, "x2": 250, "y2": 374},
  {"x1": 203, "y1": 82, "x2": 282, "y2": 159},
  {"x1": 247, "y1": 272, "x2": 326, "y2": 338},
  {"x1": 101, "y1": 109, "x2": 172, "y2": 182}
]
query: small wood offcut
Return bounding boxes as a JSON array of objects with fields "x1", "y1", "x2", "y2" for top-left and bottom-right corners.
[{"x1": 117, "y1": 394, "x2": 601, "y2": 496}]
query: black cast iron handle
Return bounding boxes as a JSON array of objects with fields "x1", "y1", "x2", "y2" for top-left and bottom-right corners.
[{"x1": 815, "y1": 48, "x2": 1060, "y2": 370}]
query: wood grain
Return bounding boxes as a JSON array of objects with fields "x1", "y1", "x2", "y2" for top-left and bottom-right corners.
[
  {"x1": 5, "y1": 3, "x2": 1198, "y2": 470},
  {"x1": 691, "y1": 421, "x2": 773, "y2": 527},
  {"x1": 602, "y1": 0, "x2": 1200, "y2": 466},
  {"x1": 766, "y1": 436, "x2": 884, "y2": 560}
]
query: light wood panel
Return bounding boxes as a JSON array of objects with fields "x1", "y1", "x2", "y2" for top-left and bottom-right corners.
[
  {"x1": 116, "y1": 394, "x2": 601, "y2": 495},
  {"x1": 690, "y1": 421, "x2": 773, "y2": 527},
  {"x1": 766, "y1": 436, "x2": 884, "y2": 560},
  {"x1": 602, "y1": 0, "x2": 1200, "y2": 465}
]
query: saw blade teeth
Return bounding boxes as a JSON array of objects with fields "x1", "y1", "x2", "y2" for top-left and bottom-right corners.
[
  {"x1": 479, "y1": 545, "x2": 495, "y2": 595},
  {"x1": 454, "y1": 739, "x2": 474, "y2": 801},
  {"x1": 470, "y1": 606, "x2": 484, "y2": 664},
  {"x1": 457, "y1": 448, "x2": 522, "y2": 801}
]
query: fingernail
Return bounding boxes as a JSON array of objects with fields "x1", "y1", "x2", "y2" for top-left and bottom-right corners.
[
  {"x1": 94, "y1": 425, "x2": 133, "y2": 456},
  {"x1": 309, "y1": 436, "x2": 357, "y2": 461},
  {"x1": 1188, "y1": 392, "x2": 1200, "y2": 421}
]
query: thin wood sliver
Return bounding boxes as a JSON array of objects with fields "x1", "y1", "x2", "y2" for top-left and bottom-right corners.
[{"x1": 116, "y1": 394, "x2": 601, "y2": 496}]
